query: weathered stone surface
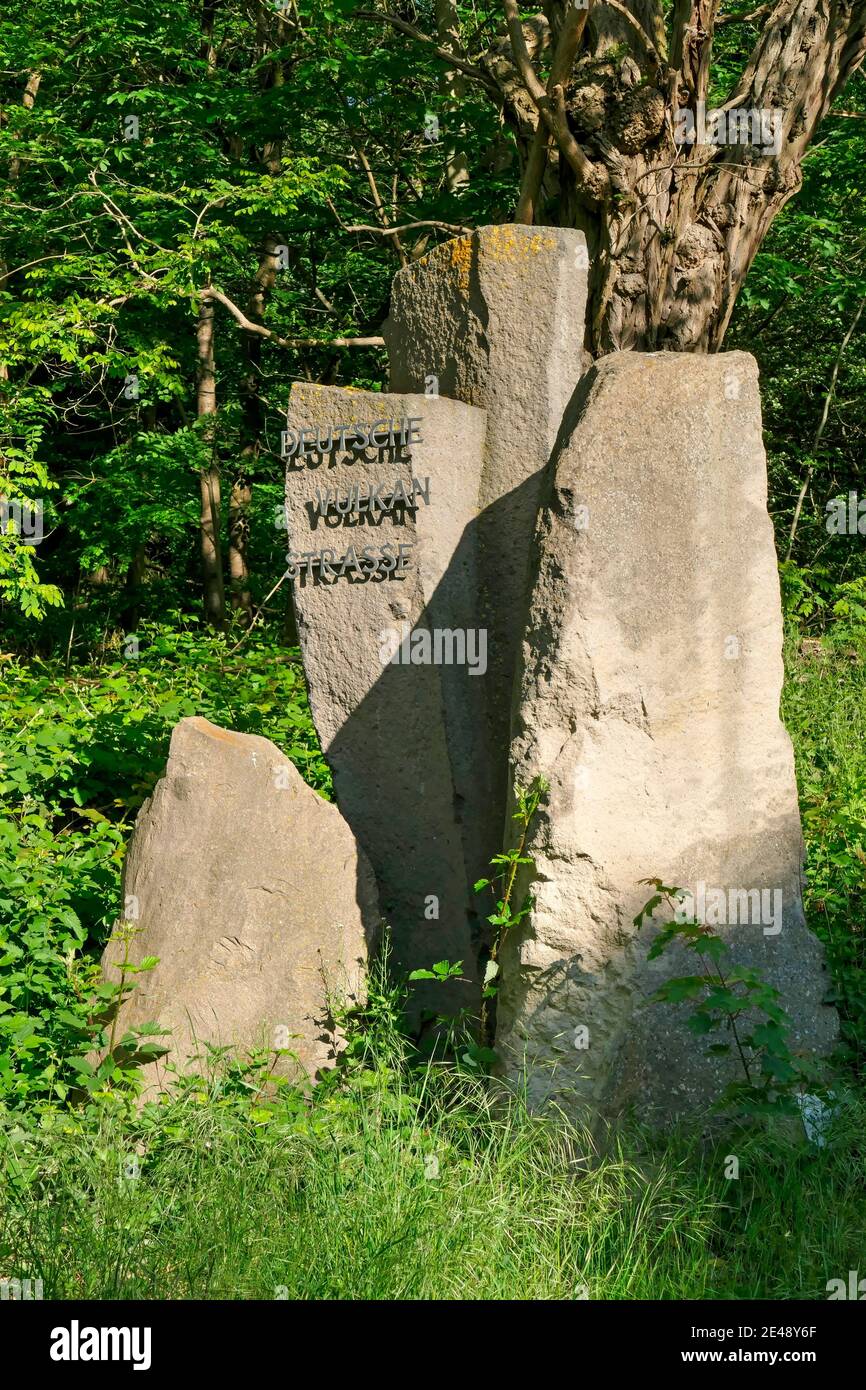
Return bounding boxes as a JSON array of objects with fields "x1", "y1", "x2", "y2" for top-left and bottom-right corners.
[
  {"x1": 496, "y1": 351, "x2": 837, "y2": 1121},
  {"x1": 102, "y1": 716, "x2": 377, "y2": 1084},
  {"x1": 385, "y1": 223, "x2": 589, "y2": 880},
  {"x1": 283, "y1": 384, "x2": 487, "y2": 1001}
]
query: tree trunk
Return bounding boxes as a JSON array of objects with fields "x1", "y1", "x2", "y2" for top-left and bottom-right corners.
[
  {"x1": 227, "y1": 478, "x2": 252, "y2": 622},
  {"x1": 225, "y1": 7, "x2": 291, "y2": 625},
  {"x1": 200, "y1": 0, "x2": 219, "y2": 72},
  {"x1": 435, "y1": 0, "x2": 470, "y2": 191},
  {"x1": 471, "y1": 0, "x2": 866, "y2": 354},
  {"x1": 196, "y1": 295, "x2": 226, "y2": 629},
  {"x1": 228, "y1": 237, "x2": 283, "y2": 624}
]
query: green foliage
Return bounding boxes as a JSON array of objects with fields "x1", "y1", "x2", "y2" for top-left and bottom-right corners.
[
  {"x1": 0, "y1": 0, "x2": 508, "y2": 633},
  {"x1": 782, "y1": 634, "x2": 866, "y2": 1066},
  {"x1": 407, "y1": 960, "x2": 465, "y2": 984},
  {"x1": 0, "y1": 0, "x2": 863, "y2": 640},
  {"x1": 730, "y1": 74, "x2": 866, "y2": 637},
  {"x1": 80, "y1": 920, "x2": 169, "y2": 1100},
  {"x1": 0, "y1": 383, "x2": 62, "y2": 617},
  {"x1": 0, "y1": 808, "x2": 125, "y2": 1106}
]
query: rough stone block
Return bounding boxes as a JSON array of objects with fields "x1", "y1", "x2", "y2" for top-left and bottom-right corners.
[
  {"x1": 385, "y1": 223, "x2": 589, "y2": 870},
  {"x1": 102, "y1": 717, "x2": 378, "y2": 1086},
  {"x1": 496, "y1": 351, "x2": 837, "y2": 1121}
]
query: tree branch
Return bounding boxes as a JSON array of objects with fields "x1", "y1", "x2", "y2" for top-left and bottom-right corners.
[
  {"x1": 338, "y1": 217, "x2": 473, "y2": 236},
  {"x1": 672, "y1": 1, "x2": 722, "y2": 108},
  {"x1": 517, "y1": 0, "x2": 594, "y2": 222},
  {"x1": 716, "y1": 3, "x2": 772, "y2": 26},
  {"x1": 503, "y1": 0, "x2": 607, "y2": 202},
  {"x1": 353, "y1": 8, "x2": 501, "y2": 96},
  {"x1": 726, "y1": 0, "x2": 866, "y2": 163},
  {"x1": 201, "y1": 286, "x2": 384, "y2": 349},
  {"x1": 351, "y1": 142, "x2": 408, "y2": 268}
]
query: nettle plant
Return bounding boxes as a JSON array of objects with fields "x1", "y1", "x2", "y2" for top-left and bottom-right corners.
[{"x1": 635, "y1": 879, "x2": 812, "y2": 1116}]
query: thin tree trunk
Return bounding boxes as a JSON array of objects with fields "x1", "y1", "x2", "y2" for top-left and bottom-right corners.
[
  {"x1": 227, "y1": 482, "x2": 252, "y2": 622},
  {"x1": 229, "y1": 237, "x2": 282, "y2": 624},
  {"x1": 8, "y1": 70, "x2": 41, "y2": 183},
  {"x1": 200, "y1": 0, "x2": 219, "y2": 72},
  {"x1": 225, "y1": 7, "x2": 289, "y2": 625},
  {"x1": 197, "y1": 295, "x2": 226, "y2": 629},
  {"x1": 435, "y1": 0, "x2": 470, "y2": 191}
]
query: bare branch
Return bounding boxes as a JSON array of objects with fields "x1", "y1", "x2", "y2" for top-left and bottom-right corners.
[
  {"x1": 353, "y1": 8, "x2": 501, "y2": 96},
  {"x1": 201, "y1": 286, "x2": 384, "y2": 349},
  {"x1": 314, "y1": 286, "x2": 337, "y2": 312},
  {"x1": 716, "y1": 3, "x2": 772, "y2": 26},
  {"x1": 517, "y1": 0, "x2": 605, "y2": 221},
  {"x1": 327, "y1": 179, "x2": 471, "y2": 248},
  {"x1": 352, "y1": 144, "x2": 408, "y2": 267},
  {"x1": 339, "y1": 218, "x2": 473, "y2": 236},
  {"x1": 0, "y1": 253, "x2": 70, "y2": 286},
  {"x1": 515, "y1": 124, "x2": 551, "y2": 224}
]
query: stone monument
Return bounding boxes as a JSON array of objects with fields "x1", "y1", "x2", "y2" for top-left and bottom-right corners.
[{"x1": 386, "y1": 224, "x2": 590, "y2": 876}]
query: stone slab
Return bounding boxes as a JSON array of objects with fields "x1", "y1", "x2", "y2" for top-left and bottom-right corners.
[
  {"x1": 283, "y1": 384, "x2": 487, "y2": 1001},
  {"x1": 385, "y1": 223, "x2": 590, "y2": 880},
  {"x1": 495, "y1": 350, "x2": 837, "y2": 1121}
]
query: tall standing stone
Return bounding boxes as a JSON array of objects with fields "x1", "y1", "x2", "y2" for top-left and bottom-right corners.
[
  {"x1": 283, "y1": 383, "x2": 487, "y2": 1002},
  {"x1": 385, "y1": 224, "x2": 590, "y2": 876},
  {"x1": 496, "y1": 351, "x2": 836, "y2": 1120}
]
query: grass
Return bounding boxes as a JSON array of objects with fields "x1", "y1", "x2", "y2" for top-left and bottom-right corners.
[{"x1": 3, "y1": 1046, "x2": 866, "y2": 1301}]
